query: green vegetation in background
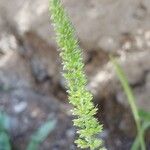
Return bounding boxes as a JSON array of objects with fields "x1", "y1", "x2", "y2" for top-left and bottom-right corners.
[
  {"x1": 0, "y1": 112, "x2": 11, "y2": 150},
  {"x1": 0, "y1": 111, "x2": 56, "y2": 150},
  {"x1": 111, "y1": 56, "x2": 150, "y2": 150},
  {"x1": 49, "y1": 0, "x2": 105, "y2": 149},
  {"x1": 26, "y1": 119, "x2": 56, "y2": 150}
]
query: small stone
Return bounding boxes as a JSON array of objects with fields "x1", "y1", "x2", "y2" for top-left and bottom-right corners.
[
  {"x1": 122, "y1": 41, "x2": 132, "y2": 50},
  {"x1": 135, "y1": 36, "x2": 143, "y2": 49},
  {"x1": 13, "y1": 101, "x2": 27, "y2": 113},
  {"x1": 144, "y1": 30, "x2": 150, "y2": 40},
  {"x1": 98, "y1": 36, "x2": 118, "y2": 52}
]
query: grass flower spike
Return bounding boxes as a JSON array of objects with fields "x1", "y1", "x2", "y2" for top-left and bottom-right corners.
[{"x1": 49, "y1": 0, "x2": 105, "y2": 149}]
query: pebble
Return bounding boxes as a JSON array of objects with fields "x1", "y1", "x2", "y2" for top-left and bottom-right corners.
[{"x1": 13, "y1": 101, "x2": 27, "y2": 113}]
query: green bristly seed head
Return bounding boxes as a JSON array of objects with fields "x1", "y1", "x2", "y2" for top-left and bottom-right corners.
[{"x1": 49, "y1": 0, "x2": 105, "y2": 149}]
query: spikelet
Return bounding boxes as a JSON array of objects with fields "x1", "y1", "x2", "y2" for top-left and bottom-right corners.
[{"x1": 49, "y1": 0, "x2": 105, "y2": 149}]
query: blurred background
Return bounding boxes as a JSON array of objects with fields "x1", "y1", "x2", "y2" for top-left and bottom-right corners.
[{"x1": 0, "y1": 0, "x2": 150, "y2": 149}]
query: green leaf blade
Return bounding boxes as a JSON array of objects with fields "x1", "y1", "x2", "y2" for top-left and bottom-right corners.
[{"x1": 26, "y1": 119, "x2": 56, "y2": 150}]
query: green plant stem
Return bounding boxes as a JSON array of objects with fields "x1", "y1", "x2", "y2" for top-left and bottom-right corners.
[
  {"x1": 131, "y1": 121, "x2": 150, "y2": 150},
  {"x1": 110, "y1": 56, "x2": 145, "y2": 150}
]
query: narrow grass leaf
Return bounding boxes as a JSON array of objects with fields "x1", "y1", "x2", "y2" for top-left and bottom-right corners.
[
  {"x1": 27, "y1": 119, "x2": 56, "y2": 150},
  {"x1": 138, "y1": 109, "x2": 150, "y2": 122},
  {"x1": 131, "y1": 121, "x2": 150, "y2": 150},
  {"x1": 110, "y1": 56, "x2": 146, "y2": 150}
]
